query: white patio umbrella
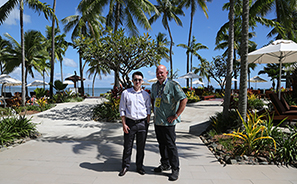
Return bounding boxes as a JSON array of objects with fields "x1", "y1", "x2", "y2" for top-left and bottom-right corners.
[
  {"x1": 192, "y1": 80, "x2": 204, "y2": 85},
  {"x1": 63, "y1": 80, "x2": 74, "y2": 85},
  {"x1": 248, "y1": 39, "x2": 297, "y2": 98},
  {"x1": 0, "y1": 75, "x2": 22, "y2": 96},
  {"x1": 179, "y1": 72, "x2": 202, "y2": 88},
  {"x1": 248, "y1": 76, "x2": 268, "y2": 89},
  {"x1": 148, "y1": 78, "x2": 158, "y2": 82},
  {"x1": 27, "y1": 80, "x2": 49, "y2": 87}
]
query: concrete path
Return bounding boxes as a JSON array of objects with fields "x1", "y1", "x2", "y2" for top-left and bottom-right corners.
[{"x1": 0, "y1": 98, "x2": 296, "y2": 184}]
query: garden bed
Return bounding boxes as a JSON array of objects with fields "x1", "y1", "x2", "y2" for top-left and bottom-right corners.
[{"x1": 200, "y1": 133, "x2": 273, "y2": 165}]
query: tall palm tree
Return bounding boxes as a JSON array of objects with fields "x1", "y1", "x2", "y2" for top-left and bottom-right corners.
[
  {"x1": 45, "y1": 26, "x2": 68, "y2": 83},
  {"x1": 3, "y1": 30, "x2": 49, "y2": 96},
  {"x1": 149, "y1": 0, "x2": 185, "y2": 77},
  {"x1": 193, "y1": 58, "x2": 210, "y2": 85},
  {"x1": 238, "y1": 0, "x2": 249, "y2": 121},
  {"x1": 0, "y1": 36, "x2": 12, "y2": 74},
  {"x1": 62, "y1": 8, "x2": 105, "y2": 97},
  {"x1": 178, "y1": 0, "x2": 211, "y2": 86},
  {"x1": 0, "y1": 0, "x2": 56, "y2": 105},
  {"x1": 87, "y1": 61, "x2": 110, "y2": 96},
  {"x1": 50, "y1": 0, "x2": 56, "y2": 99},
  {"x1": 155, "y1": 32, "x2": 170, "y2": 62},
  {"x1": 223, "y1": 0, "x2": 234, "y2": 117},
  {"x1": 177, "y1": 36, "x2": 208, "y2": 72}
]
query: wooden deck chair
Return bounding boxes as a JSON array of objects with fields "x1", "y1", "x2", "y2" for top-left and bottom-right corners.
[{"x1": 269, "y1": 92, "x2": 297, "y2": 122}]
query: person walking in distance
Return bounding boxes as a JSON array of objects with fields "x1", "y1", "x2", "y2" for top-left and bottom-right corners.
[
  {"x1": 151, "y1": 65, "x2": 187, "y2": 181},
  {"x1": 118, "y1": 71, "x2": 151, "y2": 176}
]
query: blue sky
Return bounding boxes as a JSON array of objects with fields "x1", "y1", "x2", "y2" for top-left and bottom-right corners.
[{"x1": 0, "y1": 0, "x2": 278, "y2": 89}]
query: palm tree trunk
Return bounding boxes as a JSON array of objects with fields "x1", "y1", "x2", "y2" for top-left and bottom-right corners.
[
  {"x1": 92, "y1": 73, "x2": 97, "y2": 96},
  {"x1": 167, "y1": 21, "x2": 173, "y2": 78},
  {"x1": 50, "y1": 0, "x2": 56, "y2": 99},
  {"x1": 238, "y1": 0, "x2": 249, "y2": 121},
  {"x1": 79, "y1": 54, "x2": 84, "y2": 97},
  {"x1": 60, "y1": 60, "x2": 63, "y2": 81},
  {"x1": 20, "y1": 0, "x2": 25, "y2": 106},
  {"x1": 112, "y1": 2, "x2": 121, "y2": 88},
  {"x1": 186, "y1": 7, "x2": 195, "y2": 87},
  {"x1": 223, "y1": 0, "x2": 234, "y2": 117}
]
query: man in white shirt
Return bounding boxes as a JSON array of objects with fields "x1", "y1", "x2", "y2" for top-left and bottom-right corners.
[{"x1": 118, "y1": 71, "x2": 151, "y2": 176}]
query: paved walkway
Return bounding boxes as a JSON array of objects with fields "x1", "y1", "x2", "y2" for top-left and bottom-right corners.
[{"x1": 0, "y1": 98, "x2": 296, "y2": 184}]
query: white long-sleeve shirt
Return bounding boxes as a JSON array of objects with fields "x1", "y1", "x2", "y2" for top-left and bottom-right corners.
[{"x1": 119, "y1": 88, "x2": 151, "y2": 120}]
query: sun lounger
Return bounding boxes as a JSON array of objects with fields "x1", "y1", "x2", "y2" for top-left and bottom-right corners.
[{"x1": 269, "y1": 92, "x2": 297, "y2": 122}]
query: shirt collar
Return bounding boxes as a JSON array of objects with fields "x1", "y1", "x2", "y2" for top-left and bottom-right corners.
[{"x1": 132, "y1": 87, "x2": 143, "y2": 93}]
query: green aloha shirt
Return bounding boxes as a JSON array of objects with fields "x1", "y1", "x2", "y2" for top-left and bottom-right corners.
[{"x1": 151, "y1": 78, "x2": 187, "y2": 126}]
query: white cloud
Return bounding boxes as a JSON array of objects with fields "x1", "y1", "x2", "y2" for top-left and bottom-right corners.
[
  {"x1": 63, "y1": 58, "x2": 77, "y2": 67},
  {"x1": 147, "y1": 70, "x2": 155, "y2": 77},
  {"x1": 0, "y1": 0, "x2": 31, "y2": 26}
]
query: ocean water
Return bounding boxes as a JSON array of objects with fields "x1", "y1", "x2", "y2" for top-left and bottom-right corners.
[{"x1": 2, "y1": 86, "x2": 112, "y2": 97}]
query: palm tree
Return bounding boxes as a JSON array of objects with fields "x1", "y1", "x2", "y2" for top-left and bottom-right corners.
[
  {"x1": 223, "y1": 0, "x2": 234, "y2": 117},
  {"x1": 78, "y1": 0, "x2": 158, "y2": 88},
  {"x1": 62, "y1": 7, "x2": 105, "y2": 97},
  {"x1": 45, "y1": 26, "x2": 68, "y2": 83},
  {"x1": 193, "y1": 58, "x2": 210, "y2": 85},
  {"x1": 238, "y1": 0, "x2": 249, "y2": 121},
  {"x1": 50, "y1": 0, "x2": 56, "y2": 99},
  {"x1": 87, "y1": 61, "x2": 110, "y2": 96},
  {"x1": 177, "y1": 36, "x2": 208, "y2": 71},
  {"x1": 0, "y1": 0, "x2": 56, "y2": 105},
  {"x1": 177, "y1": 36, "x2": 208, "y2": 87},
  {"x1": 149, "y1": 0, "x2": 184, "y2": 78},
  {"x1": 3, "y1": 30, "x2": 49, "y2": 96},
  {"x1": 178, "y1": 0, "x2": 211, "y2": 86},
  {"x1": 155, "y1": 32, "x2": 170, "y2": 62},
  {"x1": 0, "y1": 36, "x2": 12, "y2": 74}
]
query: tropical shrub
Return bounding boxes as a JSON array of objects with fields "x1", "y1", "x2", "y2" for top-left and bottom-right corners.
[
  {"x1": 34, "y1": 88, "x2": 48, "y2": 99},
  {"x1": 223, "y1": 111, "x2": 276, "y2": 156},
  {"x1": 185, "y1": 89, "x2": 200, "y2": 103},
  {"x1": 92, "y1": 87, "x2": 122, "y2": 121},
  {"x1": 210, "y1": 110, "x2": 242, "y2": 134},
  {"x1": 272, "y1": 125, "x2": 297, "y2": 166},
  {"x1": 0, "y1": 116, "x2": 37, "y2": 145}
]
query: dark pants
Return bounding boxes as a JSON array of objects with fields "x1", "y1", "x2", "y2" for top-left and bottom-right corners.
[
  {"x1": 154, "y1": 124, "x2": 179, "y2": 170},
  {"x1": 122, "y1": 118, "x2": 148, "y2": 170}
]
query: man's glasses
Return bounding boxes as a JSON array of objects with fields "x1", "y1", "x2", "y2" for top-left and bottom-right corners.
[{"x1": 133, "y1": 79, "x2": 142, "y2": 82}]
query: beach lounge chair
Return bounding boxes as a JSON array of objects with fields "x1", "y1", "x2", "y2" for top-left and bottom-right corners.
[{"x1": 269, "y1": 92, "x2": 297, "y2": 122}]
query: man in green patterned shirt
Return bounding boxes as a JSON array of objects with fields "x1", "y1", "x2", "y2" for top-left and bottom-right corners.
[{"x1": 151, "y1": 65, "x2": 187, "y2": 181}]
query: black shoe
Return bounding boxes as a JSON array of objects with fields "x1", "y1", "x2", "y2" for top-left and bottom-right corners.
[
  {"x1": 137, "y1": 169, "x2": 145, "y2": 175},
  {"x1": 169, "y1": 169, "x2": 179, "y2": 181},
  {"x1": 118, "y1": 167, "x2": 128, "y2": 176},
  {"x1": 154, "y1": 165, "x2": 171, "y2": 172}
]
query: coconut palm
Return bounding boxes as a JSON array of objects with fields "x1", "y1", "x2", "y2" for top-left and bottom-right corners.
[
  {"x1": 62, "y1": 7, "x2": 105, "y2": 97},
  {"x1": 193, "y1": 58, "x2": 210, "y2": 85},
  {"x1": 223, "y1": 0, "x2": 234, "y2": 116},
  {"x1": 0, "y1": 36, "x2": 12, "y2": 74},
  {"x1": 238, "y1": 0, "x2": 249, "y2": 121},
  {"x1": 0, "y1": 0, "x2": 56, "y2": 105},
  {"x1": 178, "y1": 0, "x2": 211, "y2": 86},
  {"x1": 50, "y1": 0, "x2": 56, "y2": 99},
  {"x1": 78, "y1": 0, "x2": 158, "y2": 88},
  {"x1": 149, "y1": 0, "x2": 185, "y2": 77},
  {"x1": 155, "y1": 32, "x2": 170, "y2": 62},
  {"x1": 87, "y1": 61, "x2": 110, "y2": 96},
  {"x1": 177, "y1": 36, "x2": 208, "y2": 72},
  {"x1": 45, "y1": 26, "x2": 68, "y2": 83},
  {"x1": 3, "y1": 30, "x2": 49, "y2": 96}
]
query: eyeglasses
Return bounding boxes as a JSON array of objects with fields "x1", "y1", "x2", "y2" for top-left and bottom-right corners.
[{"x1": 133, "y1": 79, "x2": 142, "y2": 82}]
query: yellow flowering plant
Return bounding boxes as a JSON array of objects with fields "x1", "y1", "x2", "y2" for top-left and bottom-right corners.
[{"x1": 223, "y1": 110, "x2": 276, "y2": 155}]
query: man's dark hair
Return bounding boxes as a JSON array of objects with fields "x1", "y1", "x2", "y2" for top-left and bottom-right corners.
[{"x1": 132, "y1": 71, "x2": 143, "y2": 79}]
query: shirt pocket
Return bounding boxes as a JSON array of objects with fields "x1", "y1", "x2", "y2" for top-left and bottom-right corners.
[{"x1": 162, "y1": 92, "x2": 171, "y2": 104}]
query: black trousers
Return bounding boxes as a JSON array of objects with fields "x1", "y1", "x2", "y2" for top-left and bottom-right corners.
[
  {"x1": 154, "y1": 124, "x2": 179, "y2": 170},
  {"x1": 122, "y1": 118, "x2": 148, "y2": 170}
]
